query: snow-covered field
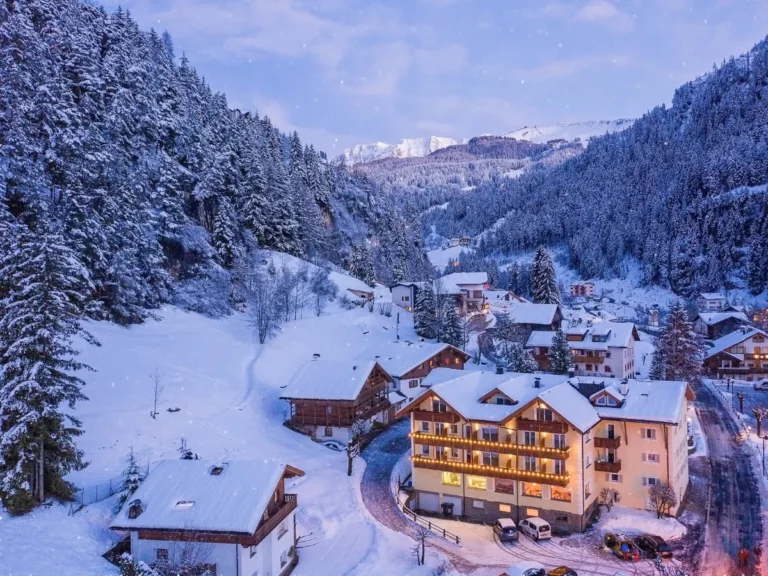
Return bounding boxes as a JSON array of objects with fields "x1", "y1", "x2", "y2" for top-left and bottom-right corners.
[
  {"x1": 427, "y1": 245, "x2": 474, "y2": 269},
  {"x1": 0, "y1": 278, "x2": 456, "y2": 576}
]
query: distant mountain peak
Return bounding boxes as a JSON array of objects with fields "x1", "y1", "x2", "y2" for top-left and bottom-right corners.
[
  {"x1": 502, "y1": 119, "x2": 635, "y2": 145},
  {"x1": 341, "y1": 136, "x2": 467, "y2": 165}
]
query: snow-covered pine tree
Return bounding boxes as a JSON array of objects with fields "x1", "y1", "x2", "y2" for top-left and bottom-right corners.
[
  {"x1": 116, "y1": 447, "x2": 143, "y2": 510},
  {"x1": 439, "y1": 299, "x2": 462, "y2": 348},
  {"x1": 213, "y1": 197, "x2": 239, "y2": 268},
  {"x1": 0, "y1": 226, "x2": 97, "y2": 514},
  {"x1": 493, "y1": 311, "x2": 518, "y2": 358},
  {"x1": 548, "y1": 329, "x2": 571, "y2": 374},
  {"x1": 414, "y1": 284, "x2": 437, "y2": 339},
  {"x1": 531, "y1": 246, "x2": 561, "y2": 305},
  {"x1": 349, "y1": 240, "x2": 376, "y2": 287},
  {"x1": 507, "y1": 342, "x2": 538, "y2": 373},
  {"x1": 649, "y1": 301, "x2": 704, "y2": 383}
]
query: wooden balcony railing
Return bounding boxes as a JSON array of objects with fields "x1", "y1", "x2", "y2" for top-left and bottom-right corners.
[
  {"x1": 411, "y1": 456, "x2": 570, "y2": 487},
  {"x1": 572, "y1": 355, "x2": 605, "y2": 364},
  {"x1": 410, "y1": 432, "x2": 569, "y2": 460},
  {"x1": 594, "y1": 460, "x2": 622, "y2": 473},
  {"x1": 594, "y1": 436, "x2": 621, "y2": 449},
  {"x1": 412, "y1": 410, "x2": 461, "y2": 424},
  {"x1": 516, "y1": 418, "x2": 569, "y2": 435},
  {"x1": 357, "y1": 398, "x2": 391, "y2": 420},
  {"x1": 252, "y1": 494, "x2": 297, "y2": 546}
]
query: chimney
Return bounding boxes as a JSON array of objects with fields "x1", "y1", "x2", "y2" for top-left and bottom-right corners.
[
  {"x1": 496, "y1": 364, "x2": 505, "y2": 375},
  {"x1": 534, "y1": 377, "x2": 541, "y2": 389},
  {"x1": 353, "y1": 365, "x2": 357, "y2": 371},
  {"x1": 312, "y1": 353, "x2": 321, "y2": 361},
  {"x1": 620, "y1": 378, "x2": 629, "y2": 396},
  {"x1": 128, "y1": 499, "x2": 143, "y2": 519}
]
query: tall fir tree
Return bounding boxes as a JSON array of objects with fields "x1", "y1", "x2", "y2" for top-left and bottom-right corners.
[
  {"x1": 439, "y1": 299, "x2": 462, "y2": 348},
  {"x1": 531, "y1": 246, "x2": 561, "y2": 305},
  {"x1": 548, "y1": 329, "x2": 571, "y2": 374},
  {"x1": 649, "y1": 301, "x2": 704, "y2": 383},
  {"x1": 507, "y1": 342, "x2": 538, "y2": 373},
  {"x1": 349, "y1": 240, "x2": 376, "y2": 287},
  {"x1": 213, "y1": 197, "x2": 239, "y2": 268},
  {"x1": 414, "y1": 284, "x2": 437, "y2": 339},
  {"x1": 115, "y1": 447, "x2": 143, "y2": 510},
  {"x1": 0, "y1": 227, "x2": 97, "y2": 514}
]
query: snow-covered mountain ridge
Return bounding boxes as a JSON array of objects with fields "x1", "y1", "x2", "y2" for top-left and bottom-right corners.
[
  {"x1": 342, "y1": 136, "x2": 468, "y2": 164},
  {"x1": 342, "y1": 120, "x2": 634, "y2": 164}
]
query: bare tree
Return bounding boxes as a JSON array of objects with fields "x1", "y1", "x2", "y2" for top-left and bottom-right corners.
[
  {"x1": 598, "y1": 487, "x2": 621, "y2": 512},
  {"x1": 458, "y1": 315, "x2": 473, "y2": 350},
  {"x1": 411, "y1": 524, "x2": 430, "y2": 566},
  {"x1": 351, "y1": 419, "x2": 372, "y2": 442},
  {"x1": 754, "y1": 407, "x2": 768, "y2": 437},
  {"x1": 378, "y1": 302, "x2": 393, "y2": 317},
  {"x1": 247, "y1": 269, "x2": 281, "y2": 344},
  {"x1": 153, "y1": 531, "x2": 215, "y2": 576},
  {"x1": 150, "y1": 368, "x2": 164, "y2": 419},
  {"x1": 647, "y1": 482, "x2": 677, "y2": 519}
]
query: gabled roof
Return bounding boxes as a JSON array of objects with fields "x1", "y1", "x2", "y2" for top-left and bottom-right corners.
[
  {"x1": 526, "y1": 331, "x2": 556, "y2": 347},
  {"x1": 537, "y1": 383, "x2": 600, "y2": 432},
  {"x1": 696, "y1": 312, "x2": 748, "y2": 326},
  {"x1": 357, "y1": 341, "x2": 469, "y2": 379},
  {"x1": 565, "y1": 322, "x2": 638, "y2": 350},
  {"x1": 699, "y1": 292, "x2": 726, "y2": 300},
  {"x1": 506, "y1": 302, "x2": 560, "y2": 325},
  {"x1": 280, "y1": 360, "x2": 392, "y2": 401},
  {"x1": 110, "y1": 460, "x2": 304, "y2": 534},
  {"x1": 437, "y1": 272, "x2": 488, "y2": 293},
  {"x1": 705, "y1": 328, "x2": 768, "y2": 360}
]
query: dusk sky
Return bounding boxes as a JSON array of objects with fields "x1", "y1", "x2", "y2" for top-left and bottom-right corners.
[{"x1": 103, "y1": 0, "x2": 768, "y2": 155}]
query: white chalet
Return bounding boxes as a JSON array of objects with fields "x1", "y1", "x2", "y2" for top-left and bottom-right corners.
[
  {"x1": 696, "y1": 292, "x2": 727, "y2": 311},
  {"x1": 390, "y1": 281, "x2": 429, "y2": 311},
  {"x1": 437, "y1": 272, "x2": 488, "y2": 315},
  {"x1": 526, "y1": 322, "x2": 640, "y2": 378},
  {"x1": 703, "y1": 327, "x2": 768, "y2": 381},
  {"x1": 111, "y1": 459, "x2": 305, "y2": 576}
]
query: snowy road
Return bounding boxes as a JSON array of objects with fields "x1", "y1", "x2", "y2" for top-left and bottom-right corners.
[{"x1": 696, "y1": 382, "x2": 763, "y2": 575}]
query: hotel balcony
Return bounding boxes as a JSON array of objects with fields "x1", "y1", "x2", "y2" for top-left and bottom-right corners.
[
  {"x1": 594, "y1": 436, "x2": 622, "y2": 449},
  {"x1": 571, "y1": 354, "x2": 605, "y2": 364},
  {"x1": 412, "y1": 410, "x2": 461, "y2": 424},
  {"x1": 410, "y1": 432, "x2": 570, "y2": 460},
  {"x1": 411, "y1": 455, "x2": 570, "y2": 487},
  {"x1": 594, "y1": 460, "x2": 622, "y2": 473},
  {"x1": 516, "y1": 417, "x2": 569, "y2": 435}
]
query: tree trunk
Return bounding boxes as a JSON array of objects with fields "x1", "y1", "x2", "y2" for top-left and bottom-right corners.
[
  {"x1": 758, "y1": 417, "x2": 763, "y2": 438},
  {"x1": 37, "y1": 440, "x2": 45, "y2": 503}
]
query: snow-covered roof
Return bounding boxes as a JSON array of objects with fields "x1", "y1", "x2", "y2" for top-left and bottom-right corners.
[
  {"x1": 526, "y1": 331, "x2": 556, "y2": 347},
  {"x1": 704, "y1": 328, "x2": 768, "y2": 360},
  {"x1": 280, "y1": 360, "x2": 391, "y2": 401},
  {"x1": 565, "y1": 322, "x2": 638, "y2": 350},
  {"x1": 698, "y1": 292, "x2": 726, "y2": 300},
  {"x1": 357, "y1": 341, "x2": 467, "y2": 378},
  {"x1": 696, "y1": 311, "x2": 748, "y2": 326},
  {"x1": 506, "y1": 302, "x2": 559, "y2": 325},
  {"x1": 437, "y1": 272, "x2": 488, "y2": 293},
  {"x1": 110, "y1": 460, "x2": 303, "y2": 534},
  {"x1": 402, "y1": 371, "x2": 688, "y2": 429},
  {"x1": 484, "y1": 290, "x2": 525, "y2": 302}
]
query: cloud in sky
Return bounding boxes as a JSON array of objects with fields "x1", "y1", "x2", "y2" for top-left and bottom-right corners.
[{"x1": 106, "y1": 0, "x2": 768, "y2": 153}]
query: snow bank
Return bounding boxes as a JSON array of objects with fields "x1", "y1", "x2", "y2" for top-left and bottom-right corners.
[
  {"x1": 595, "y1": 506, "x2": 687, "y2": 540},
  {"x1": 427, "y1": 245, "x2": 474, "y2": 269}
]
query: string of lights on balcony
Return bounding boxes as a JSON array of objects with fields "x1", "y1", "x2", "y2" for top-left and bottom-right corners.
[{"x1": 408, "y1": 432, "x2": 570, "y2": 455}]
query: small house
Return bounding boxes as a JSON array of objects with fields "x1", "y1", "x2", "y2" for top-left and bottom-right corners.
[
  {"x1": 703, "y1": 327, "x2": 768, "y2": 381},
  {"x1": 390, "y1": 282, "x2": 428, "y2": 311},
  {"x1": 570, "y1": 282, "x2": 595, "y2": 297},
  {"x1": 696, "y1": 292, "x2": 726, "y2": 312},
  {"x1": 437, "y1": 272, "x2": 488, "y2": 315},
  {"x1": 111, "y1": 460, "x2": 305, "y2": 576},
  {"x1": 693, "y1": 311, "x2": 748, "y2": 340},
  {"x1": 280, "y1": 360, "x2": 395, "y2": 442}
]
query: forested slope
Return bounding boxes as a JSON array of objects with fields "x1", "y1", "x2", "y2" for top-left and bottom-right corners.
[
  {"x1": 0, "y1": 0, "x2": 430, "y2": 323},
  {"x1": 424, "y1": 39, "x2": 768, "y2": 297}
]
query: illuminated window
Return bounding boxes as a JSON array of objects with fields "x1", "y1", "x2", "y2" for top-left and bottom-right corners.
[
  {"x1": 499, "y1": 503, "x2": 511, "y2": 513},
  {"x1": 467, "y1": 476, "x2": 487, "y2": 490},
  {"x1": 441, "y1": 472, "x2": 461, "y2": 486},
  {"x1": 551, "y1": 487, "x2": 571, "y2": 502},
  {"x1": 522, "y1": 482, "x2": 542, "y2": 498}
]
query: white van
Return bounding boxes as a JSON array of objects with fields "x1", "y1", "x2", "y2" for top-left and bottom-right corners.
[{"x1": 518, "y1": 517, "x2": 552, "y2": 541}]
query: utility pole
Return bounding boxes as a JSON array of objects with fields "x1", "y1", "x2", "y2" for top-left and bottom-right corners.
[{"x1": 737, "y1": 392, "x2": 745, "y2": 414}]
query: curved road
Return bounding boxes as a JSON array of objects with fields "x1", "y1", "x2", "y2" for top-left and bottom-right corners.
[{"x1": 696, "y1": 382, "x2": 762, "y2": 576}]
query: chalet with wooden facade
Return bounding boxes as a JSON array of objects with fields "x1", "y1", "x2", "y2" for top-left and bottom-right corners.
[
  {"x1": 503, "y1": 302, "x2": 563, "y2": 339},
  {"x1": 397, "y1": 372, "x2": 692, "y2": 533},
  {"x1": 358, "y1": 341, "x2": 469, "y2": 402},
  {"x1": 111, "y1": 460, "x2": 305, "y2": 576},
  {"x1": 280, "y1": 360, "x2": 395, "y2": 442},
  {"x1": 693, "y1": 311, "x2": 749, "y2": 340},
  {"x1": 704, "y1": 327, "x2": 768, "y2": 381},
  {"x1": 438, "y1": 272, "x2": 488, "y2": 315},
  {"x1": 526, "y1": 322, "x2": 640, "y2": 378}
]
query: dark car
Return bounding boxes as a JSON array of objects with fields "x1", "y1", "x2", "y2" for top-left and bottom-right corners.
[
  {"x1": 493, "y1": 518, "x2": 520, "y2": 542},
  {"x1": 548, "y1": 568, "x2": 578, "y2": 576},
  {"x1": 635, "y1": 534, "x2": 673, "y2": 559}
]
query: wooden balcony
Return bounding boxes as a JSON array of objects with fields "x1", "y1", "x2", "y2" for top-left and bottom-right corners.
[
  {"x1": 411, "y1": 456, "x2": 570, "y2": 487},
  {"x1": 412, "y1": 410, "x2": 461, "y2": 424},
  {"x1": 357, "y1": 398, "x2": 392, "y2": 420},
  {"x1": 594, "y1": 460, "x2": 622, "y2": 473},
  {"x1": 572, "y1": 355, "x2": 605, "y2": 364},
  {"x1": 594, "y1": 436, "x2": 621, "y2": 449},
  {"x1": 516, "y1": 417, "x2": 569, "y2": 435},
  {"x1": 410, "y1": 432, "x2": 569, "y2": 460},
  {"x1": 252, "y1": 494, "x2": 297, "y2": 546}
]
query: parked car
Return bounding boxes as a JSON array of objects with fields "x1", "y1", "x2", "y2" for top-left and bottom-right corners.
[
  {"x1": 635, "y1": 534, "x2": 673, "y2": 559},
  {"x1": 604, "y1": 533, "x2": 640, "y2": 562},
  {"x1": 754, "y1": 380, "x2": 768, "y2": 391},
  {"x1": 548, "y1": 568, "x2": 578, "y2": 576},
  {"x1": 503, "y1": 561, "x2": 546, "y2": 576},
  {"x1": 519, "y1": 517, "x2": 552, "y2": 541},
  {"x1": 494, "y1": 518, "x2": 519, "y2": 542}
]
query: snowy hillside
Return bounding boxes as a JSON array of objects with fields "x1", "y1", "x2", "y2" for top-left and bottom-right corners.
[
  {"x1": 342, "y1": 135, "x2": 467, "y2": 164},
  {"x1": 503, "y1": 119, "x2": 635, "y2": 145}
]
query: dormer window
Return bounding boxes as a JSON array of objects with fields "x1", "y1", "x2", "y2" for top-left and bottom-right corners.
[
  {"x1": 175, "y1": 500, "x2": 195, "y2": 510},
  {"x1": 210, "y1": 465, "x2": 225, "y2": 476},
  {"x1": 128, "y1": 499, "x2": 143, "y2": 519},
  {"x1": 595, "y1": 394, "x2": 618, "y2": 407}
]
